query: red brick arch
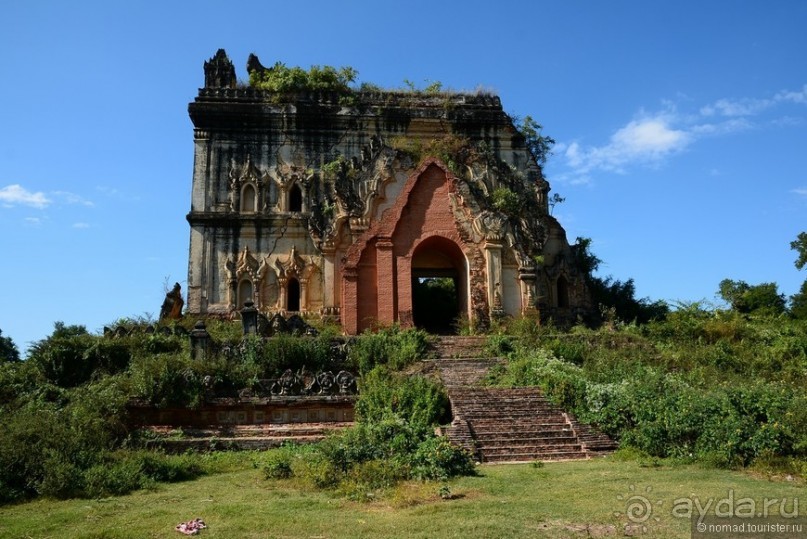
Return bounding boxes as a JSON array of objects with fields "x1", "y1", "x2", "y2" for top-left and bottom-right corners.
[{"x1": 341, "y1": 159, "x2": 476, "y2": 334}]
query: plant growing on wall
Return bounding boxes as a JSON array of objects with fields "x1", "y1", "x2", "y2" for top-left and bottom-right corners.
[
  {"x1": 249, "y1": 62, "x2": 358, "y2": 94},
  {"x1": 511, "y1": 114, "x2": 555, "y2": 166}
]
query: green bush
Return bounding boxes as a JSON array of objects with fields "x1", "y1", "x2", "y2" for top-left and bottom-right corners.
[
  {"x1": 348, "y1": 326, "x2": 430, "y2": 374},
  {"x1": 261, "y1": 372, "x2": 472, "y2": 498},
  {"x1": 246, "y1": 334, "x2": 334, "y2": 378},
  {"x1": 264, "y1": 418, "x2": 475, "y2": 497},
  {"x1": 355, "y1": 367, "x2": 449, "y2": 428},
  {"x1": 263, "y1": 448, "x2": 294, "y2": 480},
  {"x1": 409, "y1": 436, "x2": 476, "y2": 480},
  {"x1": 249, "y1": 62, "x2": 357, "y2": 94},
  {"x1": 83, "y1": 458, "x2": 146, "y2": 497}
]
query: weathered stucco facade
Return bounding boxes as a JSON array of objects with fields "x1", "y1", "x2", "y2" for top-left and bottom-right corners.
[{"x1": 186, "y1": 50, "x2": 591, "y2": 333}]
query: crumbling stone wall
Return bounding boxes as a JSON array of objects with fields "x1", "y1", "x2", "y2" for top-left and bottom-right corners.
[{"x1": 186, "y1": 50, "x2": 591, "y2": 331}]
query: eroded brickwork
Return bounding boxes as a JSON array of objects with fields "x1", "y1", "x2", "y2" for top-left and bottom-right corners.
[{"x1": 186, "y1": 50, "x2": 592, "y2": 332}]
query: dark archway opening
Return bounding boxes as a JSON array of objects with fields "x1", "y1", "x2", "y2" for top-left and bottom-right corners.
[
  {"x1": 287, "y1": 278, "x2": 300, "y2": 312},
  {"x1": 557, "y1": 275, "x2": 569, "y2": 308},
  {"x1": 411, "y1": 236, "x2": 467, "y2": 335},
  {"x1": 289, "y1": 184, "x2": 303, "y2": 212},
  {"x1": 413, "y1": 275, "x2": 459, "y2": 334}
]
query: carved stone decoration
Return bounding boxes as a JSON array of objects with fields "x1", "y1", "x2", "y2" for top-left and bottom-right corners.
[
  {"x1": 273, "y1": 245, "x2": 319, "y2": 313},
  {"x1": 204, "y1": 49, "x2": 236, "y2": 89},
  {"x1": 336, "y1": 371, "x2": 357, "y2": 394},
  {"x1": 227, "y1": 155, "x2": 265, "y2": 213},
  {"x1": 246, "y1": 53, "x2": 269, "y2": 77},
  {"x1": 286, "y1": 314, "x2": 309, "y2": 335},
  {"x1": 225, "y1": 246, "x2": 265, "y2": 310},
  {"x1": 274, "y1": 245, "x2": 306, "y2": 278},
  {"x1": 317, "y1": 371, "x2": 336, "y2": 395},
  {"x1": 260, "y1": 368, "x2": 357, "y2": 397},
  {"x1": 187, "y1": 51, "x2": 593, "y2": 329},
  {"x1": 274, "y1": 154, "x2": 314, "y2": 212},
  {"x1": 159, "y1": 282, "x2": 184, "y2": 320},
  {"x1": 473, "y1": 211, "x2": 508, "y2": 242},
  {"x1": 232, "y1": 247, "x2": 257, "y2": 279},
  {"x1": 277, "y1": 369, "x2": 301, "y2": 396},
  {"x1": 267, "y1": 313, "x2": 288, "y2": 335}
]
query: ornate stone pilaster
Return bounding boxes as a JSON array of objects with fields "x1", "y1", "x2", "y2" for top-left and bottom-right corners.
[
  {"x1": 518, "y1": 270, "x2": 538, "y2": 316},
  {"x1": 322, "y1": 244, "x2": 337, "y2": 312}
]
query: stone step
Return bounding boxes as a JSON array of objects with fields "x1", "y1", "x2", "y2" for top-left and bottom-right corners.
[
  {"x1": 141, "y1": 421, "x2": 354, "y2": 453},
  {"x1": 471, "y1": 430, "x2": 576, "y2": 441},
  {"x1": 149, "y1": 435, "x2": 327, "y2": 452},
  {"x1": 482, "y1": 450, "x2": 588, "y2": 462},
  {"x1": 436, "y1": 343, "x2": 615, "y2": 463},
  {"x1": 451, "y1": 408, "x2": 563, "y2": 417},
  {"x1": 430, "y1": 336, "x2": 489, "y2": 359},
  {"x1": 468, "y1": 419, "x2": 573, "y2": 436},
  {"x1": 145, "y1": 422, "x2": 353, "y2": 439}
]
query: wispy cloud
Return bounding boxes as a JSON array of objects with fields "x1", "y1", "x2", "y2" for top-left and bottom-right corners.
[
  {"x1": 72, "y1": 222, "x2": 90, "y2": 229},
  {"x1": 24, "y1": 216, "x2": 43, "y2": 226},
  {"x1": 793, "y1": 187, "x2": 807, "y2": 197},
  {"x1": 0, "y1": 184, "x2": 95, "y2": 209},
  {"x1": 700, "y1": 84, "x2": 807, "y2": 117},
  {"x1": 53, "y1": 191, "x2": 94, "y2": 207},
  {"x1": 0, "y1": 184, "x2": 50, "y2": 208},
  {"x1": 558, "y1": 85, "x2": 807, "y2": 182},
  {"x1": 563, "y1": 111, "x2": 691, "y2": 175}
]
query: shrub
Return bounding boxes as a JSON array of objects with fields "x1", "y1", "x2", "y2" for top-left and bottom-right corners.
[
  {"x1": 409, "y1": 436, "x2": 476, "y2": 481},
  {"x1": 347, "y1": 326, "x2": 430, "y2": 374},
  {"x1": 249, "y1": 62, "x2": 357, "y2": 94},
  {"x1": 355, "y1": 367, "x2": 449, "y2": 428},
  {"x1": 263, "y1": 445, "x2": 298, "y2": 480}
]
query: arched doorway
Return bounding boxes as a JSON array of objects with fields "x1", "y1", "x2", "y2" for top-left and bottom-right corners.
[
  {"x1": 556, "y1": 275, "x2": 569, "y2": 308},
  {"x1": 287, "y1": 277, "x2": 300, "y2": 312},
  {"x1": 411, "y1": 236, "x2": 468, "y2": 334},
  {"x1": 241, "y1": 184, "x2": 256, "y2": 213},
  {"x1": 289, "y1": 184, "x2": 303, "y2": 212},
  {"x1": 238, "y1": 279, "x2": 253, "y2": 309}
]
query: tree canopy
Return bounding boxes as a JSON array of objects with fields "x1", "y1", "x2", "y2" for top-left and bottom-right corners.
[
  {"x1": 718, "y1": 279, "x2": 786, "y2": 316},
  {"x1": 0, "y1": 329, "x2": 20, "y2": 363},
  {"x1": 571, "y1": 237, "x2": 668, "y2": 325}
]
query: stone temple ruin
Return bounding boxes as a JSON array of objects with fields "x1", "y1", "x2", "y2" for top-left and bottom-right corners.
[{"x1": 186, "y1": 49, "x2": 591, "y2": 333}]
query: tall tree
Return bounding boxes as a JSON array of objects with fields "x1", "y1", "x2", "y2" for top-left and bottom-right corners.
[
  {"x1": 791, "y1": 231, "x2": 807, "y2": 270},
  {"x1": 718, "y1": 279, "x2": 786, "y2": 316},
  {"x1": 0, "y1": 329, "x2": 20, "y2": 362},
  {"x1": 790, "y1": 231, "x2": 807, "y2": 318},
  {"x1": 572, "y1": 237, "x2": 668, "y2": 325}
]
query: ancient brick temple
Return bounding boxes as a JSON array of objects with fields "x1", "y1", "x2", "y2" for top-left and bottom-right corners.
[{"x1": 186, "y1": 50, "x2": 591, "y2": 333}]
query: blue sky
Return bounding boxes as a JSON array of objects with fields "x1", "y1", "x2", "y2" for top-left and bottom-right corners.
[{"x1": 2, "y1": 1, "x2": 805, "y2": 354}]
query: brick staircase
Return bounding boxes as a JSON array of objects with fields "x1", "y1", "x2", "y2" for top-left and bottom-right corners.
[
  {"x1": 431, "y1": 336, "x2": 616, "y2": 463},
  {"x1": 141, "y1": 422, "x2": 353, "y2": 452},
  {"x1": 430, "y1": 336, "x2": 489, "y2": 359}
]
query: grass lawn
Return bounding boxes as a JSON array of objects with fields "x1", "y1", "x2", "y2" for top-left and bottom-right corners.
[{"x1": 0, "y1": 457, "x2": 803, "y2": 539}]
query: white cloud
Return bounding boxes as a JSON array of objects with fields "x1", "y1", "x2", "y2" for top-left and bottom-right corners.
[
  {"x1": 700, "y1": 84, "x2": 807, "y2": 117},
  {"x1": 775, "y1": 84, "x2": 807, "y2": 105},
  {"x1": 562, "y1": 114, "x2": 690, "y2": 175},
  {"x1": 690, "y1": 117, "x2": 752, "y2": 136},
  {"x1": 52, "y1": 191, "x2": 94, "y2": 207},
  {"x1": 0, "y1": 184, "x2": 50, "y2": 208},
  {"x1": 24, "y1": 217, "x2": 43, "y2": 226},
  {"x1": 72, "y1": 222, "x2": 90, "y2": 229},
  {"x1": 700, "y1": 98, "x2": 773, "y2": 117},
  {"x1": 792, "y1": 187, "x2": 807, "y2": 197},
  {"x1": 558, "y1": 84, "x2": 806, "y2": 182},
  {"x1": 611, "y1": 117, "x2": 689, "y2": 156}
]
